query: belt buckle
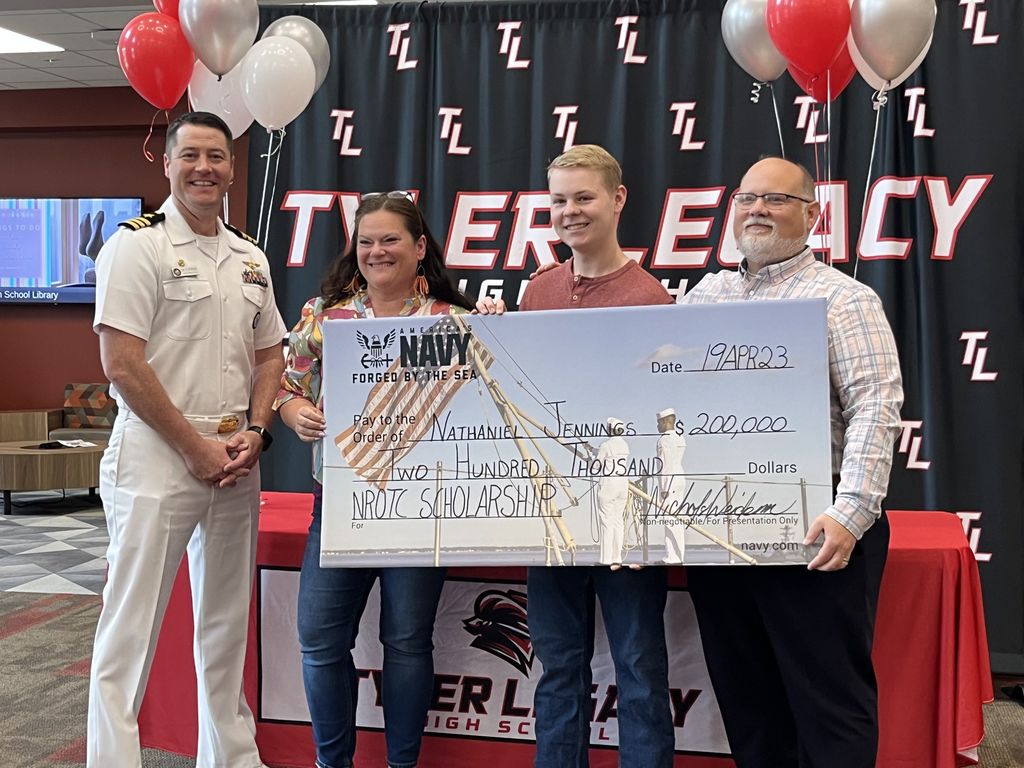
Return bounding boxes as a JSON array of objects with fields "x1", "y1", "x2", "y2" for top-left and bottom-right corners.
[{"x1": 218, "y1": 415, "x2": 240, "y2": 434}]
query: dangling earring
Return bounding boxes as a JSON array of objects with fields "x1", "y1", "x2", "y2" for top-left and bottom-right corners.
[
  {"x1": 344, "y1": 271, "x2": 363, "y2": 295},
  {"x1": 413, "y1": 262, "x2": 429, "y2": 300}
]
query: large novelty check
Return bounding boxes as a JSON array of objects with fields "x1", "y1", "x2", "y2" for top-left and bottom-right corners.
[{"x1": 321, "y1": 299, "x2": 832, "y2": 567}]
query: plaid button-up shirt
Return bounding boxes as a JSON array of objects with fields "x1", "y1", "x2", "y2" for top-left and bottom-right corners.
[{"x1": 683, "y1": 249, "x2": 904, "y2": 539}]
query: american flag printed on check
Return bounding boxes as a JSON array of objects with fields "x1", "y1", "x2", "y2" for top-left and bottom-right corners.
[{"x1": 334, "y1": 314, "x2": 495, "y2": 489}]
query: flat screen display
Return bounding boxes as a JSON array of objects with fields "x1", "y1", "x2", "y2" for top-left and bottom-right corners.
[{"x1": 0, "y1": 197, "x2": 143, "y2": 304}]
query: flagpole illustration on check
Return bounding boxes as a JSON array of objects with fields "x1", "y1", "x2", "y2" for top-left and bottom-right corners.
[{"x1": 336, "y1": 313, "x2": 777, "y2": 567}]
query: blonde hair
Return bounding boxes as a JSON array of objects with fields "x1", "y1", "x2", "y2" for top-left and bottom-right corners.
[{"x1": 547, "y1": 144, "x2": 622, "y2": 194}]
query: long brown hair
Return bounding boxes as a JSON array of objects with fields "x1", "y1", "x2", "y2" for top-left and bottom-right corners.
[{"x1": 320, "y1": 194, "x2": 474, "y2": 310}]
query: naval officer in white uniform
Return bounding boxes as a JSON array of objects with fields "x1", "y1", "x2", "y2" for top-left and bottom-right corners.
[
  {"x1": 655, "y1": 408, "x2": 688, "y2": 563},
  {"x1": 87, "y1": 111, "x2": 286, "y2": 768},
  {"x1": 595, "y1": 417, "x2": 631, "y2": 566}
]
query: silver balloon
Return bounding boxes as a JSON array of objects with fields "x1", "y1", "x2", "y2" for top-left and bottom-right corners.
[
  {"x1": 851, "y1": 0, "x2": 936, "y2": 82},
  {"x1": 262, "y1": 15, "x2": 331, "y2": 92},
  {"x1": 849, "y1": 29, "x2": 932, "y2": 91},
  {"x1": 179, "y1": 0, "x2": 260, "y2": 77},
  {"x1": 721, "y1": 0, "x2": 788, "y2": 83}
]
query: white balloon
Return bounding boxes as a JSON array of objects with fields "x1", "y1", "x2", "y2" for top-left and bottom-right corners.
[
  {"x1": 848, "y1": 27, "x2": 932, "y2": 92},
  {"x1": 241, "y1": 36, "x2": 316, "y2": 131},
  {"x1": 188, "y1": 60, "x2": 254, "y2": 139},
  {"x1": 179, "y1": 0, "x2": 260, "y2": 77},
  {"x1": 262, "y1": 15, "x2": 331, "y2": 92}
]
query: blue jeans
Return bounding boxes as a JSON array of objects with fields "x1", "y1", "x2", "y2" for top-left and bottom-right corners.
[
  {"x1": 298, "y1": 492, "x2": 445, "y2": 768},
  {"x1": 527, "y1": 566, "x2": 674, "y2": 768}
]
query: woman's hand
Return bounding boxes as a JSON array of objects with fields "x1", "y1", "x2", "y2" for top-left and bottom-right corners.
[
  {"x1": 280, "y1": 398, "x2": 326, "y2": 442},
  {"x1": 294, "y1": 404, "x2": 327, "y2": 442},
  {"x1": 473, "y1": 297, "x2": 507, "y2": 315}
]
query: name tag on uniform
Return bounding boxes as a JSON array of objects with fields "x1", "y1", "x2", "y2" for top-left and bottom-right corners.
[{"x1": 171, "y1": 259, "x2": 200, "y2": 278}]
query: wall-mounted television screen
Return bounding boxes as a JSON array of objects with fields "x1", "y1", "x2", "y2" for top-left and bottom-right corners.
[{"x1": 0, "y1": 197, "x2": 143, "y2": 304}]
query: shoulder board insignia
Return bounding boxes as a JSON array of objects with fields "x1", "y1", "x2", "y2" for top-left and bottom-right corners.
[
  {"x1": 117, "y1": 212, "x2": 165, "y2": 231},
  {"x1": 224, "y1": 223, "x2": 259, "y2": 246}
]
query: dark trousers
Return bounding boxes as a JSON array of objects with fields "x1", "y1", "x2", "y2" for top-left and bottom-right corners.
[
  {"x1": 687, "y1": 513, "x2": 890, "y2": 768},
  {"x1": 527, "y1": 566, "x2": 675, "y2": 768}
]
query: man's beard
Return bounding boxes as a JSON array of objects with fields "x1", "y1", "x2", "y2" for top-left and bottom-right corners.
[{"x1": 737, "y1": 218, "x2": 808, "y2": 268}]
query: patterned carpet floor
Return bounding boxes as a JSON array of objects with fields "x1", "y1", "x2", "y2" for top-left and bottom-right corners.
[
  {"x1": 1, "y1": 491, "x2": 1022, "y2": 767},
  {"x1": 0, "y1": 492, "x2": 108, "y2": 596}
]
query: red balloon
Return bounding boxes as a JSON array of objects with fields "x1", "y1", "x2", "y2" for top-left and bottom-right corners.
[
  {"x1": 788, "y1": 44, "x2": 856, "y2": 103},
  {"x1": 767, "y1": 0, "x2": 851, "y2": 77},
  {"x1": 153, "y1": 0, "x2": 179, "y2": 20},
  {"x1": 118, "y1": 13, "x2": 194, "y2": 110}
]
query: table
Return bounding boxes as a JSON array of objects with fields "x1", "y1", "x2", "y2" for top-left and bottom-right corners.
[
  {"x1": 0, "y1": 409, "x2": 62, "y2": 442},
  {"x1": 0, "y1": 440, "x2": 104, "y2": 513},
  {"x1": 138, "y1": 496, "x2": 992, "y2": 768}
]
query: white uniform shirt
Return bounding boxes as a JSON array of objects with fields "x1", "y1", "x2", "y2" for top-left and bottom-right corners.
[
  {"x1": 94, "y1": 197, "x2": 287, "y2": 417},
  {"x1": 656, "y1": 431, "x2": 687, "y2": 499},
  {"x1": 595, "y1": 435, "x2": 630, "y2": 497}
]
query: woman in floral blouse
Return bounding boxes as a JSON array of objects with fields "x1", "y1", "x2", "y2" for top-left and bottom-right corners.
[{"x1": 275, "y1": 192, "x2": 474, "y2": 768}]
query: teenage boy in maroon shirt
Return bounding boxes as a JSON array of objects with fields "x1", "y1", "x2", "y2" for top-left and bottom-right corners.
[{"x1": 477, "y1": 144, "x2": 675, "y2": 767}]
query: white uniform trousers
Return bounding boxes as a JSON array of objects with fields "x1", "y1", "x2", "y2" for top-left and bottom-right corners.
[
  {"x1": 663, "y1": 489, "x2": 687, "y2": 564},
  {"x1": 597, "y1": 481, "x2": 628, "y2": 565},
  {"x1": 87, "y1": 413, "x2": 263, "y2": 768}
]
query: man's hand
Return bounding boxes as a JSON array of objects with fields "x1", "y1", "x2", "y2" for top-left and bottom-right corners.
[
  {"x1": 182, "y1": 438, "x2": 236, "y2": 487},
  {"x1": 473, "y1": 297, "x2": 506, "y2": 315},
  {"x1": 804, "y1": 513, "x2": 857, "y2": 571},
  {"x1": 222, "y1": 429, "x2": 265, "y2": 485}
]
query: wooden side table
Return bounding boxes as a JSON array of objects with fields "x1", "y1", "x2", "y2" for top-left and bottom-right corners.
[
  {"x1": 0, "y1": 440, "x2": 105, "y2": 514},
  {"x1": 0, "y1": 409, "x2": 63, "y2": 442}
]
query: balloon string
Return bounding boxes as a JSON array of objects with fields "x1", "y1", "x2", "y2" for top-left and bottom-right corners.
[
  {"x1": 256, "y1": 129, "x2": 275, "y2": 246},
  {"x1": 854, "y1": 89, "x2": 886, "y2": 282},
  {"x1": 266, "y1": 128, "x2": 286, "y2": 252},
  {"x1": 768, "y1": 82, "x2": 785, "y2": 159},
  {"x1": 223, "y1": 190, "x2": 230, "y2": 227},
  {"x1": 825, "y1": 70, "x2": 833, "y2": 267},
  {"x1": 142, "y1": 109, "x2": 163, "y2": 163},
  {"x1": 750, "y1": 80, "x2": 763, "y2": 103},
  {"x1": 810, "y1": 94, "x2": 823, "y2": 265}
]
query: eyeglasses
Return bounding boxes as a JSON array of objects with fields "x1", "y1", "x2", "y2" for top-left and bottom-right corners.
[
  {"x1": 362, "y1": 190, "x2": 415, "y2": 202},
  {"x1": 732, "y1": 192, "x2": 814, "y2": 209}
]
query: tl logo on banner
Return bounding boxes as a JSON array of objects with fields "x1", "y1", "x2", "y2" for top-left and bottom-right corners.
[
  {"x1": 794, "y1": 96, "x2": 828, "y2": 145},
  {"x1": 905, "y1": 88, "x2": 935, "y2": 138},
  {"x1": 959, "y1": 331, "x2": 998, "y2": 381},
  {"x1": 898, "y1": 420, "x2": 931, "y2": 471},
  {"x1": 614, "y1": 16, "x2": 647, "y2": 64},
  {"x1": 387, "y1": 23, "x2": 419, "y2": 70},
  {"x1": 439, "y1": 108, "x2": 472, "y2": 155},
  {"x1": 956, "y1": 512, "x2": 992, "y2": 562},
  {"x1": 960, "y1": 0, "x2": 999, "y2": 45},
  {"x1": 553, "y1": 106, "x2": 579, "y2": 153},
  {"x1": 497, "y1": 22, "x2": 531, "y2": 69},
  {"x1": 669, "y1": 103, "x2": 705, "y2": 151},
  {"x1": 330, "y1": 109, "x2": 362, "y2": 157}
]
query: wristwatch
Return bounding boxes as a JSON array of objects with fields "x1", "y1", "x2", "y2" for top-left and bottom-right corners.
[{"x1": 247, "y1": 425, "x2": 273, "y2": 452}]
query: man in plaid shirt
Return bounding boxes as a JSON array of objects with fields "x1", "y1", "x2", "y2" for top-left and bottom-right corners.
[{"x1": 685, "y1": 157, "x2": 904, "y2": 768}]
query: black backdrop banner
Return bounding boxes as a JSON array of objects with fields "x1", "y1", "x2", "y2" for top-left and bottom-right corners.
[{"x1": 250, "y1": 0, "x2": 1023, "y2": 671}]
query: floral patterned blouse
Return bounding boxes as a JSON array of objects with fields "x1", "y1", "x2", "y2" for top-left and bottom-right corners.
[{"x1": 274, "y1": 291, "x2": 466, "y2": 482}]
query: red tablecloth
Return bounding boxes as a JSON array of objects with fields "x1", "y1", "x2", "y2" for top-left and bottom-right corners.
[{"x1": 138, "y1": 496, "x2": 992, "y2": 768}]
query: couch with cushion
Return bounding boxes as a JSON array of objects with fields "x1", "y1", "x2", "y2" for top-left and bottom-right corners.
[{"x1": 48, "y1": 383, "x2": 117, "y2": 442}]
